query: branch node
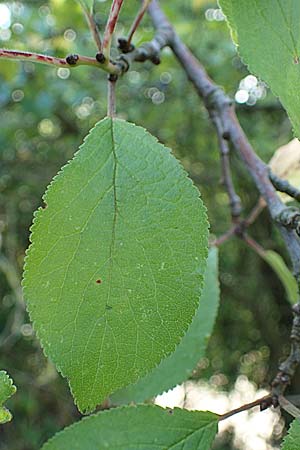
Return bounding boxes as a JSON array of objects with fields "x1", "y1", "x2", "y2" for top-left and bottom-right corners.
[
  {"x1": 222, "y1": 130, "x2": 231, "y2": 141},
  {"x1": 66, "y1": 54, "x2": 79, "y2": 65},
  {"x1": 151, "y1": 54, "x2": 161, "y2": 65},
  {"x1": 118, "y1": 37, "x2": 135, "y2": 54},
  {"x1": 270, "y1": 170, "x2": 300, "y2": 202},
  {"x1": 96, "y1": 52, "x2": 106, "y2": 63},
  {"x1": 260, "y1": 396, "x2": 276, "y2": 411},
  {"x1": 276, "y1": 207, "x2": 300, "y2": 236},
  {"x1": 116, "y1": 55, "x2": 130, "y2": 73},
  {"x1": 108, "y1": 73, "x2": 118, "y2": 82}
]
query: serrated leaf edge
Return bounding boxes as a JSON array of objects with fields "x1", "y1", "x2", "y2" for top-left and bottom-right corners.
[
  {"x1": 22, "y1": 117, "x2": 209, "y2": 413},
  {"x1": 218, "y1": 0, "x2": 299, "y2": 136},
  {"x1": 42, "y1": 403, "x2": 219, "y2": 449}
]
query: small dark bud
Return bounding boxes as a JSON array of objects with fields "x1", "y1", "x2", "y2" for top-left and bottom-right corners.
[
  {"x1": 108, "y1": 73, "x2": 118, "y2": 82},
  {"x1": 118, "y1": 38, "x2": 135, "y2": 53},
  {"x1": 96, "y1": 52, "x2": 106, "y2": 64},
  {"x1": 222, "y1": 130, "x2": 231, "y2": 140},
  {"x1": 260, "y1": 401, "x2": 268, "y2": 411},
  {"x1": 151, "y1": 54, "x2": 161, "y2": 65},
  {"x1": 66, "y1": 54, "x2": 79, "y2": 65}
]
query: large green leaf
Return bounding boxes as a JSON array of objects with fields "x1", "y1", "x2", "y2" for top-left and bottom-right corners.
[
  {"x1": 219, "y1": 0, "x2": 300, "y2": 137},
  {"x1": 42, "y1": 404, "x2": 218, "y2": 450},
  {"x1": 0, "y1": 371, "x2": 16, "y2": 424},
  {"x1": 23, "y1": 117, "x2": 208, "y2": 413},
  {"x1": 281, "y1": 419, "x2": 300, "y2": 450},
  {"x1": 111, "y1": 246, "x2": 219, "y2": 405}
]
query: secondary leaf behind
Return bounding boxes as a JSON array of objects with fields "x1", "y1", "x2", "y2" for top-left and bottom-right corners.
[
  {"x1": 42, "y1": 404, "x2": 219, "y2": 450},
  {"x1": 111, "y1": 246, "x2": 219, "y2": 404}
]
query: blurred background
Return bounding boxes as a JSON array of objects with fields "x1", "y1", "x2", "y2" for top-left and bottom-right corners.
[{"x1": 0, "y1": 0, "x2": 297, "y2": 448}]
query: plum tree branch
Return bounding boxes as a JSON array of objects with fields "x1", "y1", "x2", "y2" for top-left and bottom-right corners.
[
  {"x1": 79, "y1": 2, "x2": 102, "y2": 52},
  {"x1": 127, "y1": 0, "x2": 152, "y2": 46},
  {"x1": 0, "y1": 49, "x2": 118, "y2": 73},
  {"x1": 147, "y1": 0, "x2": 300, "y2": 402},
  {"x1": 147, "y1": 0, "x2": 300, "y2": 279},
  {"x1": 102, "y1": 0, "x2": 125, "y2": 60},
  {"x1": 215, "y1": 116, "x2": 242, "y2": 220},
  {"x1": 219, "y1": 395, "x2": 273, "y2": 421}
]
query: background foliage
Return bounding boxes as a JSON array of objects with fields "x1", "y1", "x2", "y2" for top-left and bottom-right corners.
[{"x1": 0, "y1": 0, "x2": 297, "y2": 448}]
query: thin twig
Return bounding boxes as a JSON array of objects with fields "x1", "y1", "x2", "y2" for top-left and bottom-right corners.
[
  {"x1": 0, "y1": 49, "x2": 118, "y2": 73},
  {"x1": 0, "y1": 49, "x2": 69, "y2": 67},
  {"x1": 270, "y1": 170, "x2": 300, "y2": 202},
  {"x1": 272, "y1": 302, "x2": 300, "y2": 398},
  {"x1": 211, "y1": 201, "x2": 266, "y2": 247},
  {"x1": 214, "y1": 116, "x2": 242, "y2": 220},
  {"x1": 127, "y1": 0, "x2": 152, "y2": 46},
  {"x1": 219, "y1": 395, "x2": 273, "y2": 421},
  {"x1": 278, "y1": 395, "x2": 300, "y2": 419},
  {"x1": 243, "y1": 234, "x2": 265, "y2": 258},
  {"x1": 81, "y1": 5, "x2": 102, "y2": 51},
  {"x1": 210, "y1": 227, "x2": 236, "y2": 247},
  {"x1": 107, "y1": 75, "x2": 117, "y2": 117},
  {"x1": 243, "y1": 199, "x2": 265, "y2": 227},
  {"x1": 102, "y1": 0, "x2": 125, "y2": 60}
]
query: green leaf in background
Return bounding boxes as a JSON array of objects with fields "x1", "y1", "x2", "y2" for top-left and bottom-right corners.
[
  {"x1": 23, "y1": 117, "x2": 208, "y2": 413},
  {"x1": 219, "y1": 0, "x2": 300, "y2": 137},
  {"x1": 281, "y1": 419, "x2": 300, "y2": 450},
  {"x1": 111, "y1": 246, "x2": 219, "y2": 405},
  {"x1": 42, "y1": 404, "x2": 219, "y2": 450},
  {"x1": 77, "y1": 0, "x2": 94, "y2": 13},
  {"x1": 262, "y1": 250, "x2": 298, "y2": 305},
  {"x1": 0, "y1": 371, "x2": 16, "y2": 424}
]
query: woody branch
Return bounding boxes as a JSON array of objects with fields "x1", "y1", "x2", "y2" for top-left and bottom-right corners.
[{"x1": 147, "y1": 0, "x2": 300, "y2": 404}]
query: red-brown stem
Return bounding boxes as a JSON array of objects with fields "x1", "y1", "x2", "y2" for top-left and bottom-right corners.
[
  {"x1": 211, "y1": 202, "x2": 265, "y2": 248},
  {"x1": 107, "y1": 77, "x2": 117, "y2": 117},
  {"x1": 83, "y1": 9, "x2": 102, "y2": 51},
  {"x1": 77, "y1": 0, "x2": 102, "y2": 50},
  {"x1": 211, "y1": 227, "x2": 236, "y2": 247},
  {"x1": 102, "y1": 0, "x2": 125, "y2": 59},
  {"x1": 243, "y1": 199, "x2": 265, "y2": 227},
  {"x1": 243, "y1": 234, "x2": 266, "y2": 258},
  {"x1": 0, "y1": 49, "x2": 68, "y2": 67},
  {"x1": 0, "y1": 49, "x2": 119, "y2": 74},
  {"x1": 219, "y1": 395, "x2": 273, "y2": 421},
  {"x1": 127, "y1": 0, "x2": 152, "y2": 46}
]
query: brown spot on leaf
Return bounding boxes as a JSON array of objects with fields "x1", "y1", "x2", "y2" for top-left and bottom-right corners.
[{"x1": 96, "y1": 279, "x2": 102, "y2": 284}]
